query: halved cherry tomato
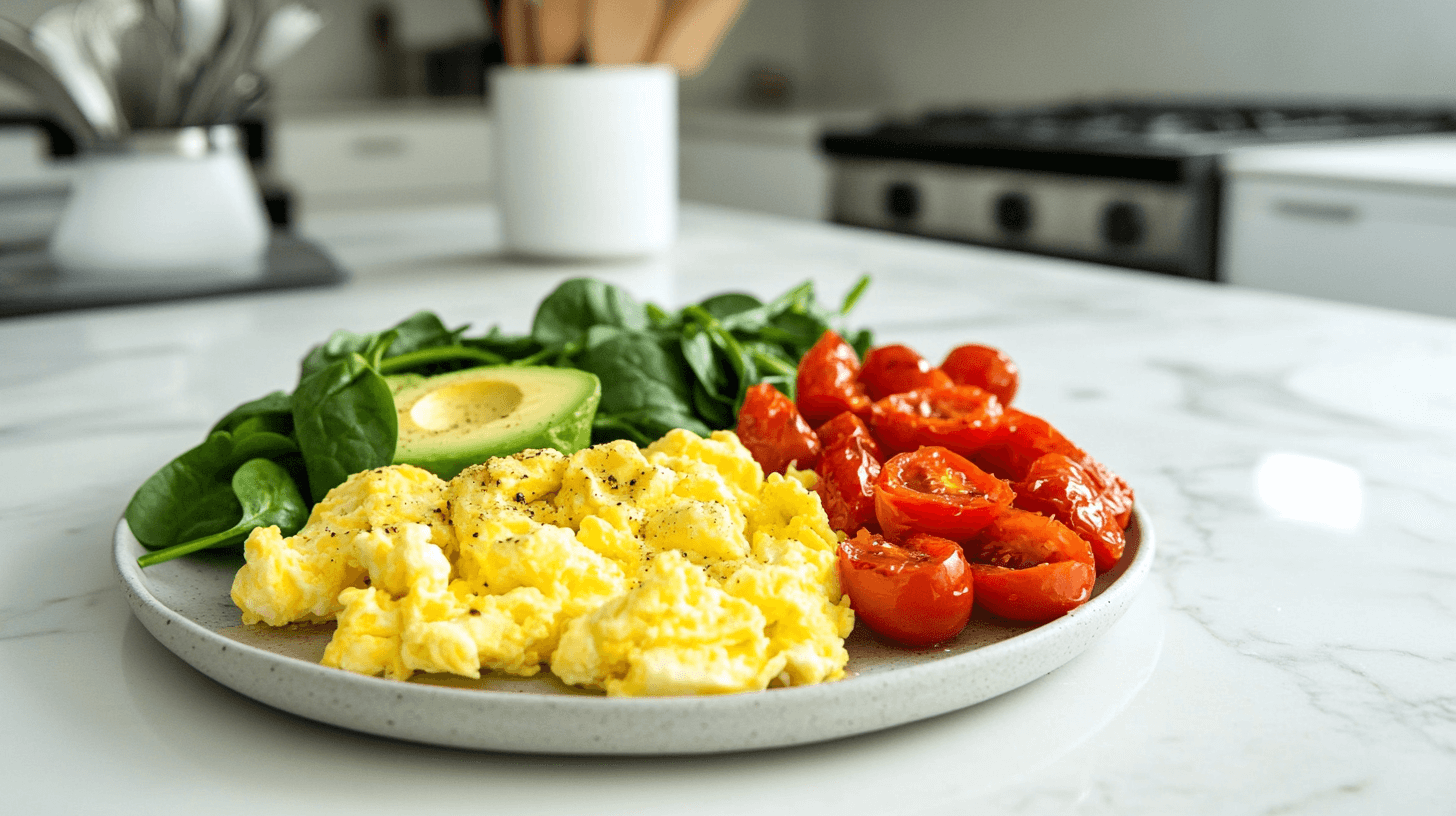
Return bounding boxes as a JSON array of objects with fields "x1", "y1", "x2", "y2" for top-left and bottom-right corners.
[
  {"x1": 814, "y1": 413, "x2": 883, "y2": 534},
  {"x1": 941, "y1": 344, "x2": 1019, "y2": 406},
  {"x1": 736, "y1": 383, "x2": 821, "y2": 475},
  {"x1": 837, "y1": 529, "x2": 974, "y2": 646},
  {"x1": 859, "y1": 344, "x2": 955, "y2": 401},
  {"x1": 796, "y1": 331, "x2": 872, "y2": 426},
  {"x1": 815, "y1": 410, "x2": 883, "y2": 460},
  {"x1": 964, "y1": 508, "x2": 1095, "y2": 622},
  {"x1": 869, "y1": 384, "x2": 1004, "y2": 457},
  {"x1": 874, "y1": 446, "x2": 1014, "y2": 541},
  {"x1": 1013, "y1": 453, "x2": 1126, "y2": 572},
  {"x1": 970, "y1": 408, "x2": 1135, "y2": 529}
]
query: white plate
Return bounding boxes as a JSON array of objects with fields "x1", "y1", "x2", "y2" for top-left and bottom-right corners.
[{"x1": 115, "y1": 506, "x2": 1154, "y2": 755}]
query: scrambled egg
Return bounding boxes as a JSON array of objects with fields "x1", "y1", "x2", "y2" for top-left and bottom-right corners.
[{"x1": 231, "y1": 430, "x2": 854, "y2": 696}]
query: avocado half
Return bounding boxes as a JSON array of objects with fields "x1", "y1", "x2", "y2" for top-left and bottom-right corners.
[{"x1": 390, "y1": 366, "x2": 601, "y2": 479}]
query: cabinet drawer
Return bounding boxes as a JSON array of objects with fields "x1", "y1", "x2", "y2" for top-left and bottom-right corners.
[
  {"x1": 1221, "y1": 176, "x2": 1456, "y2": 318},
  {"x1": 274, "y1": 108, "x2": 492, "y2": 207}
]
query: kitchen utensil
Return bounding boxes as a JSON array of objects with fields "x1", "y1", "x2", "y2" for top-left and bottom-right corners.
[
  {"x1": 211, "y1": 2, "x2": 317, "y2": 120},
  {"x1": 252, "y1": 2, "x2": 322, "y2": 70},
  {"x1": 80, "y1": 0, "x2": 178, "y2": 129},
  {"x1": 174, "y1": 0, "x2": 227, "y2": 103},
  {"x1": 585, "y1": 0, "x2": 665, "y2": 64},
  {"x1": 497, "y1": 0, "x2": 535, "y2": 65},
  {"x1": 0, "y1": 18, "x2": 99, "y2": 146},
  {"x1": 534, "y1": 0, "x2": 584, "y2": 65},
  {"x1": 180, "y1": 0, "x2": 265, "y2": 125},
  {"x1": 28, "y1": 6, "x2": 124, "y2": 141},
  {"x1": 650, "y1": 0, "x2": 743, "y2": 77}
]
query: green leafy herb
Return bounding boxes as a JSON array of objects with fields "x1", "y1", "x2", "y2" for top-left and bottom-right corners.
[
  {"x1": 291, "y1": 349, "x2": 399, "y2": 502},
  {"x1": 136, "y1": 459, "x2": 308, "y2": 568}
]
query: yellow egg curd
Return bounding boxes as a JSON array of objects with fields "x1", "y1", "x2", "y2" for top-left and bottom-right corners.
[{"x1": 230, "y1": 429, "x2": 854, "y2": 696}]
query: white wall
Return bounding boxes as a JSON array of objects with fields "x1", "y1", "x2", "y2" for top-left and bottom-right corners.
[{"x1": 803, "y1": 0, "x2": 1456, "y2": 109}]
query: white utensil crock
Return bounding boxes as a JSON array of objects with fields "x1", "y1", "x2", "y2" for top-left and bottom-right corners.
[
  {"x1": 48, "y1": 126, "x2": 268, "y2": 277},
  {"x1": 491, "y1": 65, "x2": 677, "y2": 259}
]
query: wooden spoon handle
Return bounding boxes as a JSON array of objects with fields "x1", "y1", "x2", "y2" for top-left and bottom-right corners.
[
  {"x1": 651, "y1": 0, "x2": 744, "y2": 76},
  {"x1": 536, "y1": 0, "x2": 585, "y2": 64},
  {"x1": 585, "y1": 0, "x2": 666, "y2": 64},
  {"x1": 498, "y1": 0, "x2": 537, "y2": 65}
]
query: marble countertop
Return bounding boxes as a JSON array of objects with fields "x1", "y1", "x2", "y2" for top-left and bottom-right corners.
[{"x1": 3, "y1": 202, "x2": 1453, "y2": 814}]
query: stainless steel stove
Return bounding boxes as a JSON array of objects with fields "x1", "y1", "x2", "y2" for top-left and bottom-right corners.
[{"x1": 821, "y1": 102, "x2": 1456, "y2": 280}]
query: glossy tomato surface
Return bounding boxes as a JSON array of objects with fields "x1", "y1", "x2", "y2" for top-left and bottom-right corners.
[
  {"x1": 837, "y1": 530, "x2": 974, "y2": 646},
  {"x1": 964, "y1": 508, "x2": 1094, "y2": 622},
  {"x1": 815, "y1": 410, "x2": 883, "y2": 460},
  {"x1": 1013, "y1": 453, "x2": 1126, "y2": 572},
  {"x1": 941, "y1": 344, "x2": 1019, "y2": 406},
  {"x1": 814, "y1": 413, "x2": 883, "y2": 534},
  {"x1": 869, "y1": 384, "x2": 1003, "y2": 457},
  {"x1": 795, "y1": 331, "x2": 872, "y2": 426},
  {"x1": 736, "y1": 383, "x2": 821, "y2": 475},
  {"x1": 970, "y1": 408, "x2": 1136, "y2": 530},
  {"x1": 858, "y1": 344, "x2": 954, "y2": 401},
  {"x1": 874, "y1": 446, "x2": 1014, "y2": 541}
]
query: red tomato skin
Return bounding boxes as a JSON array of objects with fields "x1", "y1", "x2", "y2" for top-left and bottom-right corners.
[
  {"x1": 874, "y1": 446, "x2": 1015, "y2": 542},
  {"x1": 859, "y1": 344, "x2": 955, "y2": 401},
  {"x1": 963, "y1": 508, "x2": 1095, "y2": 622},
  {"x1": 814, "y1": 413, "x2": 884, "y2": 534},
  {"x1": 941, "y1": 344, "x2": 1020, "y2": 406},
  {"x1": 815, "y1": 411, "x2": 884, "y2": 460},
  {"x1": 1013, "y1": 453, "x2": 1126, "y2": 573},
  {"x1": 869, "y1": 385, "x2": 1004, "y2": 457},
  {"x1": 837, "y1": 530, "x2": 974, "y2": 646},
  {"x1": 969, "y1": 408, "x2": 1135, "y2": 529},
  {"x1": 796, "y1": 331, "x2": 872, "y2": 427},
  {"x1": 736, "y1": 383, "x2": 822, "y2": 475},
  {"x1": 968, "y1": 561, "x2": 1095, "y2": 622}
]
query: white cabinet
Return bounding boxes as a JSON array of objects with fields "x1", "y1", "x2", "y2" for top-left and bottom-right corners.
[
  {"x1": 1220, "y1": 137, "x2": 1456, "y2": 319},
  {"x1": 272, "y1": 101, "x2": 492, "y2": 211},
  {"x1": 678, "y1": 108, "x2": 874, "y2": 221}
]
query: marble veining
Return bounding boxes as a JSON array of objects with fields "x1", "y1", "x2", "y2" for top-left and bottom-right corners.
[{"x1": 2, "y1": 202, "x2": 1455, "y2": 814}]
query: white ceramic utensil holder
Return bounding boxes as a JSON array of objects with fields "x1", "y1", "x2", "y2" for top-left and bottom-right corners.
[
  {"x1": 48, "y1": 126, "x2": 269, "y2": 277},
  {"x1": 492, "y1": 65, "x2": 677, "y2": 259}
]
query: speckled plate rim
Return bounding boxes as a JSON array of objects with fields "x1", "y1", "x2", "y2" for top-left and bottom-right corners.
[{"x1": 114, "y1": 506, "x2": 1154, "y2": 756}]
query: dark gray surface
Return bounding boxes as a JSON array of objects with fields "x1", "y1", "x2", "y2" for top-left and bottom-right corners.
[{"x1": 0, "y1": 231, "x2": 347, "y2": 318}]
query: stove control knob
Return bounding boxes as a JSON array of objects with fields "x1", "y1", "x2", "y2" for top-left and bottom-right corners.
[
  {"x1": 995, "y1": 192, "x2": 1033, "y2": 235},
  {"x1": 884, "y1": 182, "x2": 921, "y2": 220},
  {"x1": 1102, "y1": 201, "x2": 1146, "y2": 247}
]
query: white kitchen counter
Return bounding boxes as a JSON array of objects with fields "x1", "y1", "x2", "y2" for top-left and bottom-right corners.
[{"x1": 3, "y1": 202, "x2": 1454, "y2": 814}]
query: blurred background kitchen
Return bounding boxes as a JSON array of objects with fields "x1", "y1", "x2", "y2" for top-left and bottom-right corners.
[{"x1": 5, "y1": 0, "x2": 1456, "y2": 317}]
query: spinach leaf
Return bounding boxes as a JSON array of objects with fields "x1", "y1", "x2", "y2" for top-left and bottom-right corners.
[
  {"x1": 580, "y1": 330, "x2": 711, "y2": 442},
  {"x1": 300, "y1": 311, "x2": 464, "y2": 377},
  {"x1": 125, "y1": 428, "x2": 300, "y2": 551},
  {"x1": 292, "y1": 351, "x2": 399, "y2": 502},
  {"x1": 211, "y1": 391, "x2": 292, "y2": 435},
  {"x1": 137, "y1": 458, "x2": 309, "y2": 568},
  {"x1": 531, "y1": 278, "x2": 649, "y2": 347}
]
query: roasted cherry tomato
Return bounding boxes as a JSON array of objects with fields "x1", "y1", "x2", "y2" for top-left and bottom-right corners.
[
  {"x1": 736, "y1": 382, "x2": 821, "y2": 475},
  {"x1": 941, "y1": 344, "x2": 1019, "y2": 406},
  {"x1": 796, "y1": 331, "x2": 872, "y2": 426},
  {"x1": 837, "y1": 529, "x2": 974, "y2": 646},
  {"x1": 1013, "y1": 453, "x2": 1126, "y2": 572},
  {"x1": 964, "y1": 508, "x2": 1095, "y2": 622},
  {"x1": 970, "y1": 408, "x2": 1135, "y2": 529},
  {"x1": 814, "y1": 413, "x2": 883, "y2": 534},
  {"x1": 874, "y1": 446, "x2": 1014, "y2": 541},
  {"x1": 858, "y1": 344, "x2": 955, "y2": 401},
  {"x1": 815, "y1": 410, "x2": 884, "y2": 460},
  {"x1": 869, "y1": 384, "x2": 1004, "y2": 457}
]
